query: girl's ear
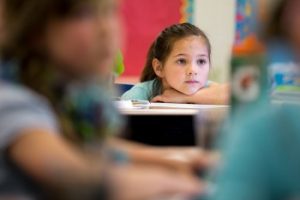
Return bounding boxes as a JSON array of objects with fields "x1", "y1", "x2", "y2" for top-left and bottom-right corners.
[{"x1": 152, "y1": 58, "x2": 164, "y2": 78}]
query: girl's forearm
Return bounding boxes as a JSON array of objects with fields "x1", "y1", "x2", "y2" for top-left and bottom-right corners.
[{"x1": 187, "y1": 83, "x2": 230, "y2": 105}]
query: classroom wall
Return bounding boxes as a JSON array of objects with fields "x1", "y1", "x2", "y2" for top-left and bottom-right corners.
[
  {"x1": 194, "y1": 0, "x2": 236, "y2": 83},
  {"x1": 119, "y1": 0, "x2": 182, "y2": 82},
  {"x1": 118, "y1": 0, "x2": 236, "y2": 83}
]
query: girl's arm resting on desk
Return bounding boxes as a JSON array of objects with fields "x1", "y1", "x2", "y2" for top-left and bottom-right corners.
[{"x1": 152, "y1": 83, "x2": 230, "y2": 105}]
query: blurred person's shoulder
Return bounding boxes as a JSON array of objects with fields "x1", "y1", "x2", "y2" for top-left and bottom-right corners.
[
  {"x1": 255, "y1": 103, "x2": 300, "y2": 128},
  {"x1": 0, "y1": 81, "x2": 56, "y2": 116},
  {"x1": 227, "y1": 102, "x2": 300, "y2": 150},
  {"x1": 0, "y1": 81, "x2": 59, "y2": 150},
  {"x1": 0, "y1": 81, "x2": 47, "y2": 104}
]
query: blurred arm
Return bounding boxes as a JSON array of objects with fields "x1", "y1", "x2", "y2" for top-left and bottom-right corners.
[
  {"x1": 8, "y1": 128, "x2": 105, "y2": 197},
  {"x1": 108, "y1": 137, "x2": 216, "y2": 173}
]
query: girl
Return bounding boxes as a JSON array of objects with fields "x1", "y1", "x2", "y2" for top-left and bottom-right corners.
[
  {"x1": 122, "y1": 23, "x2": 229, "y2": 104},
  {"x1": 0, "y1": 0, "x2": 204, "y2": 199}
]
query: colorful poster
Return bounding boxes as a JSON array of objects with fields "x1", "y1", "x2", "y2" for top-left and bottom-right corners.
[
  {"x1": 120, "y1": 0, "x2": 194, "y2": 78},
  {"x1": 233, "y1": 0, "x2": 263, "y2": 53},
  {"x1": 235, "y1": 0, "x2": 257, "y2": 45},
  {"x1": 180, "y1": 0, "x2": 194, "y2": 23}
]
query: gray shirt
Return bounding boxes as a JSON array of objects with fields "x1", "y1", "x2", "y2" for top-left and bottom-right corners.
[{"x1": 0, "y1": 82, "x2": 58, "y2": 198}]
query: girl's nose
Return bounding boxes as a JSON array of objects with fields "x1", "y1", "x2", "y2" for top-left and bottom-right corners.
[
  {"x1": 188, "y1": 71, "x2": 197, "y2": 76},
  {"x1": 187, "y1": 65, "x2": 198, "y2": 76}
]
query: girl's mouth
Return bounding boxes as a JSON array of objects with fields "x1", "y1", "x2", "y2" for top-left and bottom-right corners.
[{"x1": 185, "y1": 80, "x2": 200, "y2": 84}]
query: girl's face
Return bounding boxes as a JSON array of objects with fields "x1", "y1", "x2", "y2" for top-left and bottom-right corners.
[
  {"x1": 155, "y1": 35, "x2": 210, "y2": 95},
  {"x1": 43, "y1": 0, "x2": 121, "y2": 79}
]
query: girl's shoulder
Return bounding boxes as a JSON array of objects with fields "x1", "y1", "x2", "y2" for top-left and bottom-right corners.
[
  {"x1": 206, "y1": 80, "x2": 215, "y2": 87},
  {"x1": 121, "y1": 80, "x2": 155, "y2": 101}
]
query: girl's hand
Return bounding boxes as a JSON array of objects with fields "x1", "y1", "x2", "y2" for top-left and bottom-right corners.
[
  {"x1": 151, "y1": 88, "x2": 190, "y2": 103},
  {"x1": 189, "y1": 83, "x2": 229, "y2": 105}
]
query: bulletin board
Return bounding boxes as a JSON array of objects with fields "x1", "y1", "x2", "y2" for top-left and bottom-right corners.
[
  {"x1": 234, "y1": 0, "x2": 262, "y2": 52},
  {"x1": 235, "y1": 0, "x2": 257, "y2": 45},
  {"x1": 120, "y1": 0, "x2": 194, "y2": 79}
]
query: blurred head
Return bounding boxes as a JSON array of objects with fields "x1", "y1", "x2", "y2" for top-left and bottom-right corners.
[
  {"x1": 141, "y1": 23, "x2": 211, "y2": 96},
  {"x1": 0, "y1": 0, "x2": 4, "y2": 42},
  {"x1": 266, "y1": 0, "x2": 300, "y2": 52},
  {"x1": 1, "y1": 0, "x2": 121, "y2": 79}
]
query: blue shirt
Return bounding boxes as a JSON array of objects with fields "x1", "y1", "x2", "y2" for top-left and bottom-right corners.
[
  {"x1": 121, "y1": 80, "x2": 156, "y2": 100},
  {"x1": 121, "y1": 79, "x2": 213, "y2": 101}
]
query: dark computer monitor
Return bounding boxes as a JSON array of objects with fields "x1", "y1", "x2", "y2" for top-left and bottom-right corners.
[{"x1": 122, "y1": 112, "x2": 198, "y2": 146}]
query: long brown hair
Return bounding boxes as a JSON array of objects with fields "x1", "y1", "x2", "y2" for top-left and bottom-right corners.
[
  {"x1": 140, "y1": 23, "x2": 211, "y2": 98},
  {"x1": 264, "y1": 0, "x2": 300, "y2": 43},
  {"x1": 264, "y1": 0, "x2": 287, "y2": 41},
  {"x1": 1, "y1": 0, "x2": 103, "y2": 91},
  {"x1": 1, "y1": 0, "x2": 100, "y2": 58}
]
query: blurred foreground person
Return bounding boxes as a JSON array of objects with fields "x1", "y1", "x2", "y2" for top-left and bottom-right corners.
[
  {"x1": 210, "y1": 0, "x2": 300, "y2": 200},
  {"x1": 0, "y1": 0, "x2": 205, "y2": 199}
]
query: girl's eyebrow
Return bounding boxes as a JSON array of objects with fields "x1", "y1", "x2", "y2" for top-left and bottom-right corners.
[
  {"x1": 174, "y1": 53, "x2": 188, "y2": 57},
  {"x1": 197, "y1": 54, "x2": 209, "y2": 57},
  {"x1": 173, "y1": 53, "x2": 208, "y2": 58}
]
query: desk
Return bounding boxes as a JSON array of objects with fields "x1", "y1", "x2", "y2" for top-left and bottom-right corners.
[{"x1": 119, "y1": 104, "x2": 229, "y2": 148}]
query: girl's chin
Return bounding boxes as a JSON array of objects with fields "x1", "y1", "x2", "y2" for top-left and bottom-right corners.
[
  {"x1": 180, "y1": 89, "x2": 199, "y2": 96},
  {"x1": 180, "y1": 84, "x2": 204, "y2": 94}
]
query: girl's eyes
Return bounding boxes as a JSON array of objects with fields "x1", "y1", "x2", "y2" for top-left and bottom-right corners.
[
  {"x1": 175, "y1": 58, "x2": 208, "y2": 66},
  {"x1": 197, "y1": 59, "x2": 207, "y2": 65},
  {"x1": 176, "y1": 59, "x2": 187, "y2": 65}
]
